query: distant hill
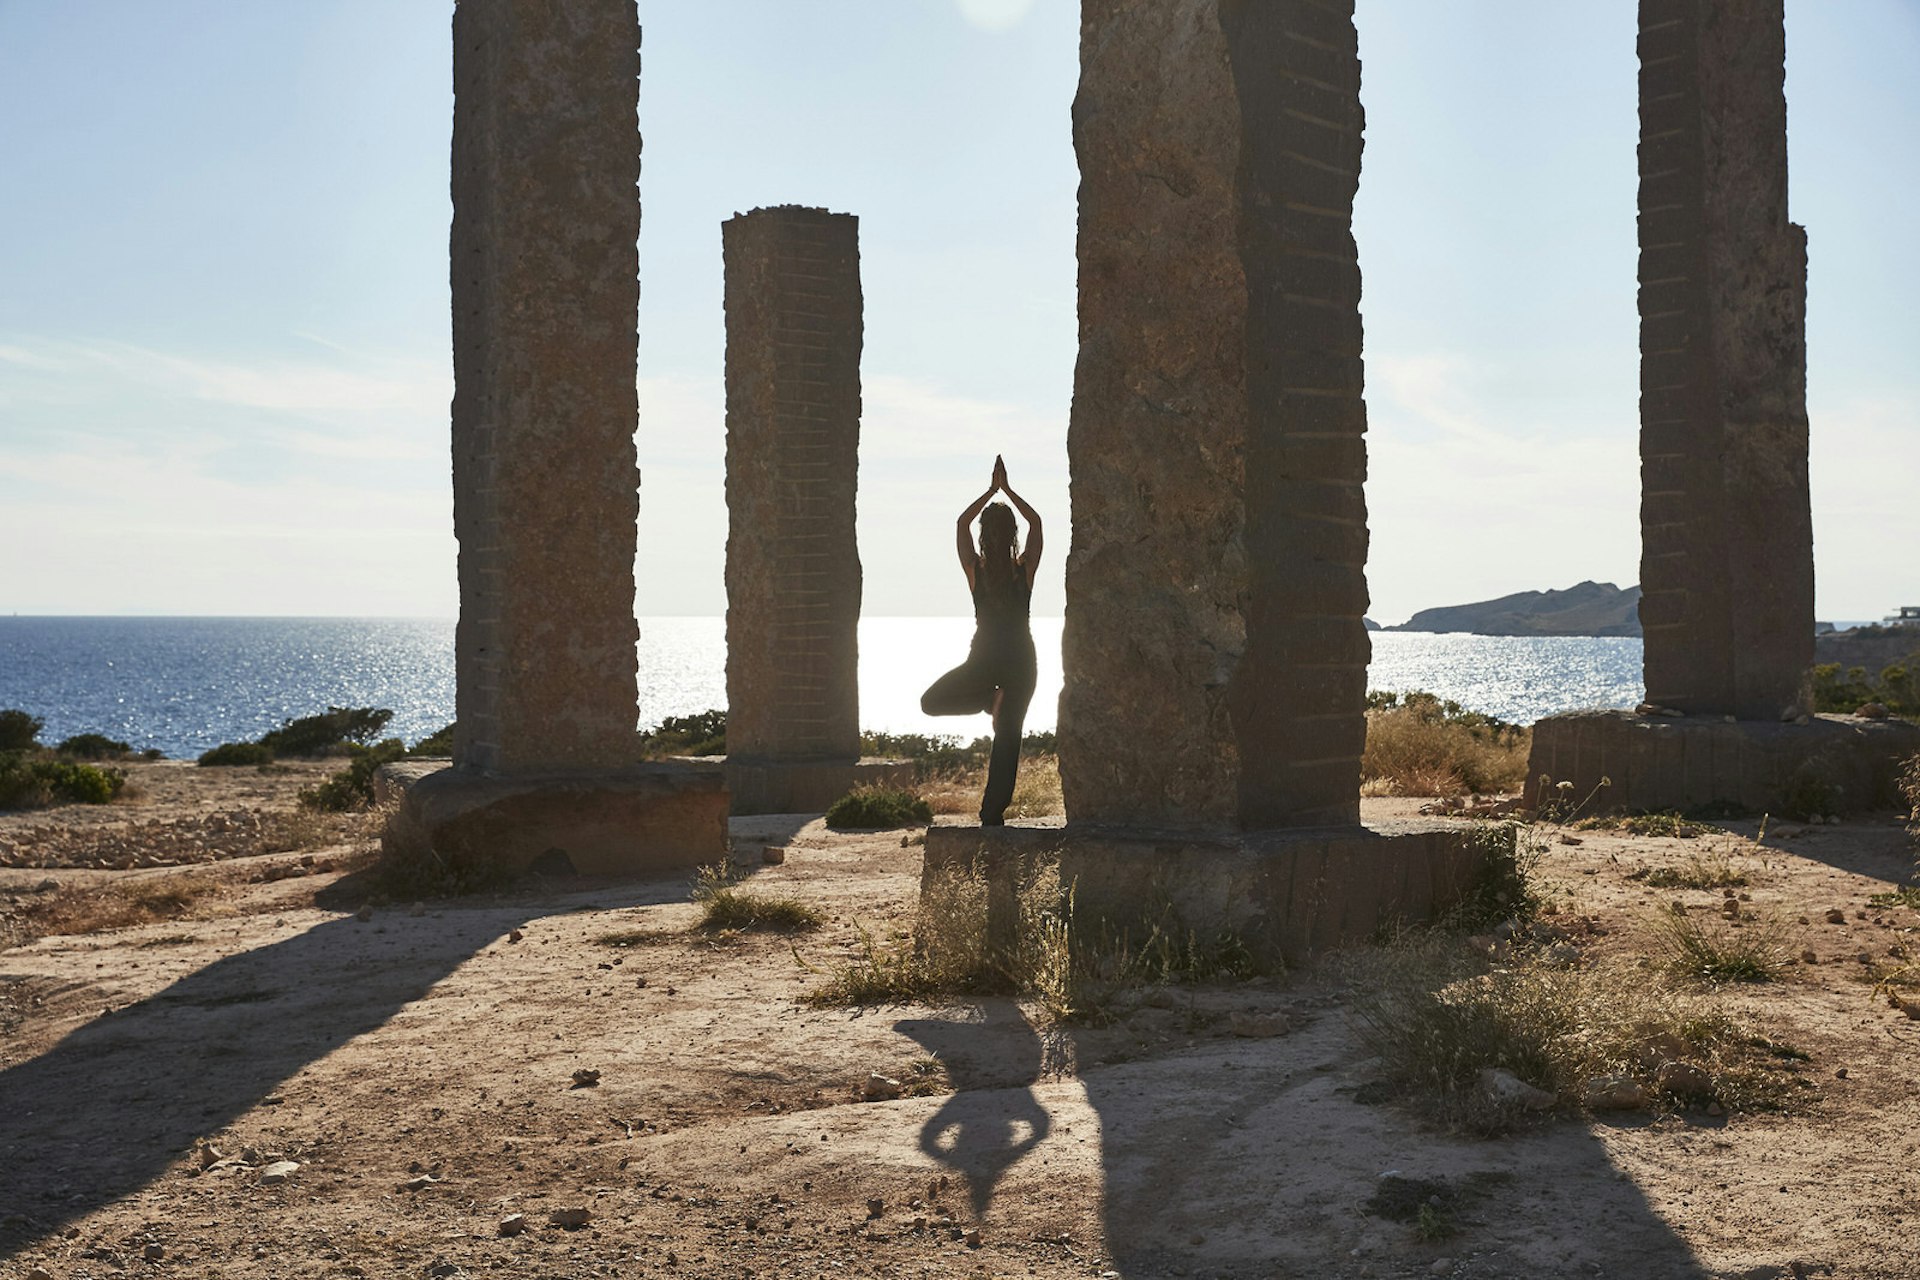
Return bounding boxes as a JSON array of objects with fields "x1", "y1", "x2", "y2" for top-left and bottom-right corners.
[{"x1": 1388, "y1": 581, "x2": 1643, "y2": 637}]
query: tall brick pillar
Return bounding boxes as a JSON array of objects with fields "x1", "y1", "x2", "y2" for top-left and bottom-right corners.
[
  {"x1": 923, "y1": 0, "x2": 1502, "y2": 961},
  {"x1": 1636, "y1": 0, "x2": 1813, "y2": 719},
  {"x1": 721, "y1": 208, "x2": 904, "y2": 813},
  {"x1": 1058, "y1": 0, "x2": 1370, "y2": 831},
  {"x1": 1520, "y1": 4, "x2": 1919, "y2": 819},
  {"x1": 390, "y1": 0, "x2": 725, "y2": 873}
]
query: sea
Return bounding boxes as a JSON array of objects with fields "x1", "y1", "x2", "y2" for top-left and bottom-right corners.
[{"x1": 0, "y1": 617, "x2": 1644, "y2": 759}]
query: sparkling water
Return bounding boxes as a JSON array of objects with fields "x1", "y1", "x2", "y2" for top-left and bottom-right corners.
[{"x1": 0, "y1": 616, "x2": 1643, "y2": 759}]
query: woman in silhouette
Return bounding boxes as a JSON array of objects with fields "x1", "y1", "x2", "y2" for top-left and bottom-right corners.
[{"x1": 920, "y1": 455, "x2": 1042, "y2": 826}]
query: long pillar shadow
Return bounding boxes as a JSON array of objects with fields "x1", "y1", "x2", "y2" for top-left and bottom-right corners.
[
  {"x1": 888, "y1": 1003, "x2": 1713, "y2": 1276},
  {"x1": 0, "y1": 881, "x2": 681, "y2": 1260}
]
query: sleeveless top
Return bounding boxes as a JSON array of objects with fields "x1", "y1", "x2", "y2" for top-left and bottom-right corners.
[{"x1": 969, "y1": 562, "x2": 1035, "y2": 668}]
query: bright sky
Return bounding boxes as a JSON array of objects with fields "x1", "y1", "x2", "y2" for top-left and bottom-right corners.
[{"x1": 1, "y1": 1, "x2": 1913, "y2": 623}]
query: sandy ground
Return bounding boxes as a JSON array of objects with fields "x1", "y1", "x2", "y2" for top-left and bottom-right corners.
[{"x1": 2, "y1": 761, "x2": 1918, "y2": 1279}]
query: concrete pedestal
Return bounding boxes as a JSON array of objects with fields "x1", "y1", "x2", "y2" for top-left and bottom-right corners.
[
  {"x1": 387, "y1": 762, "x2": 727, "y2": 878},
  {"x1": 921, "y1": 817, "x2": 1506, "y2": 964},
  {"x1": 723, "y1": 757, "x2": 915, "y2": 817},
  {"x1": 1525, "y1": 710, "x2": 1920, "y2": 818}
]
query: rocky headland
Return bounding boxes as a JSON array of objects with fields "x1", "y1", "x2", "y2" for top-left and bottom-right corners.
[{"x1": 1389, "y1": 581, "x2": 1643, "y2": 637}]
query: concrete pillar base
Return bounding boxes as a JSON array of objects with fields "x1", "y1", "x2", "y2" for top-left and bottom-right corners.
[
  {"x1": 385, "y1": 762, "x2": 728, "y2": 878},
  {"x1": 1524, "y1": 710, "x2": 1920, "y2": 818},
  {"x1": 723, "y1": 757, "x2": 916, "y2": 816},
  {"x1": 920, "y1": 817, "x2": 1506, "y2": 965}
]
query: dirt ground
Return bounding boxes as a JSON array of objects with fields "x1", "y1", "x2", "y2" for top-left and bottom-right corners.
[{"x1": 3, "y1": 761, "x2": 1918, "y2": 1279}]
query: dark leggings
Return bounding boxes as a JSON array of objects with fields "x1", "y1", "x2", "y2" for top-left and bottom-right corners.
[{"x1": 921, "y1": 650, "x2": 1036, "y2": 825}]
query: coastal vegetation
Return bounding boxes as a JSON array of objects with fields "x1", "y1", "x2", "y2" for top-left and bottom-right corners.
[
  {"x1": 824, "y1": 784, "x2": 933, "y2": 830},
  {"x1": 639, "y1": 709, "x2": 727, "y2": 757},
  {"x1": 1361, "y1": 690, "x2": 1531, "y2": 797},
  {"x1": 197, "y1": 705, "x2": 396, "y2": 766},
  {"x1": 1810, "y1": 655, "x2": 1919, "y2": 718},
  {"x1": 0, "y1": 707, "x2": 132, "y2": 810}
]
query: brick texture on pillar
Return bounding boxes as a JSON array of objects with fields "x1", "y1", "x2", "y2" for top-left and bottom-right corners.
[
  {"x1": 448, "y1": 0, "x2": 643, "y2": 774},
  {"x1": 1636, "y1": 0, "x2": 1813, "y2": 719},
  {"x1": 1059, "y1": 0, "x2": 1370, "y2": 831},
  {"x1": 722, "y1": 207, "x2": 864, "y2": 766}
]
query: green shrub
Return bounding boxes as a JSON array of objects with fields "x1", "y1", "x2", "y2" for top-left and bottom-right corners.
[
  {"x1": 690, "y1": 865, "x2": 824, "y2": 934},
  {"x1": 0, "y1": 710, "x2": 44, "y2": 752},
  {"x1": 1810, "y1": 657, "x2": 1920, "y2": 717},
  {"x1": 411, "y1": 721, "x2": 456, "y2": 755},
  {"x1": 300, "y1": 739, "x2": 408, "y2": 812},
  {"x1": 57, "y1": 732, "x2": 132, "y2": 760},
  {"x1": 260, "y1": 706, "x2": 394, "y2": 757},
  {"x1": 197, "y1": 741, "x2": 275, "y2": 767},
  {"x1": 0, "y1": 753, "x2": 127, "y2": 810},
  {"x1": 640, "y1": 709, "x2": 726, "y2": 757},
  {"x1": 825, "y1": 784, "x2": 933, "y2": 830}
]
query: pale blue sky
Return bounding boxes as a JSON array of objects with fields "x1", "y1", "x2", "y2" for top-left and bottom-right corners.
[{"x1": 1, "y1": 1, "x2": 1913, "y2": 623}]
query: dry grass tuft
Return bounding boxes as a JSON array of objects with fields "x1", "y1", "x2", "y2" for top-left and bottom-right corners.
[
  {"x1": 1347, "y1": 932, "x2": 1807, "y2": 1133},
  {"x1": 691, "y1": 864, "x2": 824, "y2": 935},
  {"x1": 917, "y1": 752, "x2": 1065, "y2": 821},
  {"x1": 1576, "y1": 811, "x2": 1721, "y2": 840},
  {"x1": 1361, "y1": 693, "x2": 1530, "y2": 797},
  {"x1": 15, "y1": 870, "x2": 230, "y2": 941},
  {"x1": 1652, "y1": 902, "x2": 1792, "y2": 983},
  {"x1": 1633, "y1": 845, "x2": 1752, "y2": 890},
  {"x1": 803, "y1": 859, "x2": 1263, "y2": 1022}
]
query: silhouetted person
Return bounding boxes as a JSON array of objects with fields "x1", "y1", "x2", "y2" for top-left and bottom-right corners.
[{"x1": 920, "y1": 455, "x2": 1042, "y2": 826}]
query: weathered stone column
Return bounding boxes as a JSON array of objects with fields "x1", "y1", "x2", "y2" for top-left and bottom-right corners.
[
  {"x1": 924, "y1": 0, "x2": 1502, "y2": 963},
  {"x1": 1058, "y1": 0, "x2": 1370, "y2": 831},
  {"x1": 448, "y1": 0, "x2": 644, "y2": 774},
  {"x1": 719, "y1": 208, "x2": 874, "y2": 812},
  {"x1": 1636, "y1": 0, "x2": 1812, "y2": 719},
  {"x1": 1524, "y1": 2, "x2": 1919, "y2": 817},
  {"x1": 390, "y1": 0, "x2": 725, "y2": 873}
]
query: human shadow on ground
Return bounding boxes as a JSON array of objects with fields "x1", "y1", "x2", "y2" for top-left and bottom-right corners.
[
  {"x1": 0, "y1": 880, "x2": 683, "y2": 1260},
  {"x1": 895, "y1": 1005, "x2": 1054, "y2": 1220}
]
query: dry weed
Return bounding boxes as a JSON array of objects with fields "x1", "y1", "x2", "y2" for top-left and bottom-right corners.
[
  {"x1": 1362, "y1": 704, "x2": 1529, "y2": 797},
  {"x1": 1347, "y1": 932, "x2": 1806, "y2": 1133},
  {"x1": 15, "y1": 870, "x2": 231, "y2": 941}
]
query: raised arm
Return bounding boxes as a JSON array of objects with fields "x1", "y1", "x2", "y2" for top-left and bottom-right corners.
[
  {"x1": 955, "y1": 482, "x2": 996, "y2": 590},
  {"x1": 999, "y1": 477, "x2": 1044, "y2": 587}
]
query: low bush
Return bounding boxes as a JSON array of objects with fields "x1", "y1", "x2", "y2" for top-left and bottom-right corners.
[
  {"x1": 825, "y1": 785, "x2": 932, "y2": 830},
  {"x1": 56, "y1": 732, "x2": 132, "y2": 760},
  {"x1": 1362, "y1": 690, "x2": 1530, "y2": 797},
  {"x1": 411, "y1": 721, "x2": 456, "y2": 756},
  {"x1": 259, "y1": 706, "x2": 394, "y2": 757},
  {"x1": 0, "y1": 709, "x2": 44, "y2": 752},
  {"x1": 640, "y1": 709, "x2": 726, "y2": 757},
  {"x1": 1652, "y1": 901, "x2": 1791, "y2": 983},
  {"x1": 197, "y1": 742, "x2": 275, "y2": 767},
  {"x1": 0, "y1": 753, "x2": 127, "y2": 810},
  {"x1": 690, "y1": 865, "x2": 824, "y2": 934},
  {"x1": 299, "y1": 739, "x2": 409, "y2": 812},
  {"x1": 1810, "y1": 657, "x2": 1919, "y2": 717}
]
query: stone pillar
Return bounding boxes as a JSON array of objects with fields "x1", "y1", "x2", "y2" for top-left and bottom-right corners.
[
  {"x1": 920, "y1": 0, "x2": 1505, "y2": 964},
  {"x1": 389, "y1": 0, "x2": 725, "y2": 874},
  {"x1": 1058, "y1": 0, "x2": 1371, "y2": 831},
  {"x1": 448, "y1": 0, "x2": 644, "y2": 775},
  {"x1": 1636, "y1": 0, "x2": 1813, "y2": 720},
  {"x1": 719, "y1": 207, "x2": 910, "y2": 814},
  {"x1": 1523, "y1": 4, "x2": 1903, "y2": 819}
]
